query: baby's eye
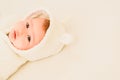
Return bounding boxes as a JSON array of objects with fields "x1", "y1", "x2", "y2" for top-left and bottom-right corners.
[
  {"x1": 26, "y1": 22, "x2": 29, "y2": 28},
  {"x1": 27, "y1": 35, "x2": 31, "y2": 42}
]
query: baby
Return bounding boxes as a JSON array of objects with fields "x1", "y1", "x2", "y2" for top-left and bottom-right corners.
[
  {"x1": 5, "y1": 10, "x2": 70, "y2": 61},
  {"x1": 0, "y1": 10, "x2": 52, "y2": 80},
  {"x1": 0, "y1": 10, "x2": 71, "y2": 80},
  {"x1": 8, "y1": 11, "x2": 50, "y2": 50}
]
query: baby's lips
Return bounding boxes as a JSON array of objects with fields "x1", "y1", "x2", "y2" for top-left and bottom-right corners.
[
  {"x1": 13, "y1": 30, "x2": 16, "y2": 40},
  {"x1": 11, "y1": 30, "x2": 16, "y2": 41}
]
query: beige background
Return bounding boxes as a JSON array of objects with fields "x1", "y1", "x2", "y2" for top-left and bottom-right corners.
[{"x1": 0, "y1": 0, "x2": 119, "y2": 80}]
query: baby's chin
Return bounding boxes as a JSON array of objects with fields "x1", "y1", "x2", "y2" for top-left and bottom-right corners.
[
  {"x1": 8, "y1": 39, "x2": 26, "y2": 50},
  {"x1": 8, "y1": 30, "x2": 14, "y2": 43},
  {"x1": 7, "y1": 33, "x2": 13, "y2": 44}
]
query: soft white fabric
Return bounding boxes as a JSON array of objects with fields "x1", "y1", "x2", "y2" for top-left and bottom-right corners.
[
  {"x1": 8, "y1": 10, "x2": 71, "y2": 61},
  {"x1": 0, "y1": 32, "x2": 27, "y2": 80},
  {"x1": 0, "y1": 10, "x2": 71, "y2": 79},
  {"x1": 0, "y1": 9, "x2": 72, "y2": 79}
]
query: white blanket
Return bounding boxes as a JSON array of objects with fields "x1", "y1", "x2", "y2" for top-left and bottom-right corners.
[{"x1": 0, "y1": 32, "x2": 27, "y2": 80}]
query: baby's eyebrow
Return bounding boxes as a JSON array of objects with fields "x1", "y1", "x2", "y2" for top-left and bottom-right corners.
[{"x1": 30, "y1": 20, "x2": 34, "y2": 45}]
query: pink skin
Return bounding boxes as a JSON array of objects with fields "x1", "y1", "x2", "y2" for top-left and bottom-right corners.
[{"x1": 8, "y1": 18, "x2": 46, "y2": 50}]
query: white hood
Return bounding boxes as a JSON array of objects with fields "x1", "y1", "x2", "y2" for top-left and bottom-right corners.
[{"x1": 3, "y1": 10, "x2": 72, "y2": 61}]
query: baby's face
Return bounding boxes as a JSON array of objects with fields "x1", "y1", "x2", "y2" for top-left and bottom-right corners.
[{"x1": 8, "y1": 18, "x2": 46, "y2": 50}]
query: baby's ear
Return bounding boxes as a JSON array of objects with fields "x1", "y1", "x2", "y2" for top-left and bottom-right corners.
[{"x1": 26, "y1": 10, "x2": 49, "y2": 20}]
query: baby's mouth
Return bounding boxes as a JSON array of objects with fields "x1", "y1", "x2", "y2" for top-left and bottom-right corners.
[{"x1": 13, "y1": 30, "x2": 16, "y2": 40}]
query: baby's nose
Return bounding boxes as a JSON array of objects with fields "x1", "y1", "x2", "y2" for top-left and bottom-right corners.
[{"x1": 16, "y1": 27, "x2": 27, "y2": 37}]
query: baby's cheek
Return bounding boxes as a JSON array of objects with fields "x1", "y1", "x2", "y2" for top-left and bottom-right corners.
[{"x1": 14, "y1": 39, "x2": 28, "y2": 50}]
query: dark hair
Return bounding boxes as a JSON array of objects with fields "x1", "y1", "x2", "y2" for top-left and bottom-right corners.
[{"x1": 43, "y1": 19, "x2": 50, "y2": 32}]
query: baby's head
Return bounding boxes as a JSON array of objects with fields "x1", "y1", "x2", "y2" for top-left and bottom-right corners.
[{"x1": 8, "y1": 11, "x2": 50, "y2": 50}]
